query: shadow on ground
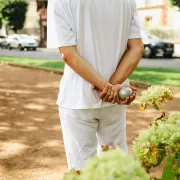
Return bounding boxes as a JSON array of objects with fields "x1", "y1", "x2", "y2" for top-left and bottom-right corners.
[
  {"x1": 0, "y1": 64, "x2": 66, "y2": 180},
  {"x1": 0, "y1": 64, "x2": 179, "y2": 180}
]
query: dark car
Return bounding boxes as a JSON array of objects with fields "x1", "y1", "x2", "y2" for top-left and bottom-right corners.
[{"x1": 141, "y1": 31, "x2": 174, "y2": 58}]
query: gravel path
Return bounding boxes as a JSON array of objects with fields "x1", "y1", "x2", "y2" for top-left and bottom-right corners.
[{"x1": 0, "y1": 64, "x2": 179, "y2": 180}]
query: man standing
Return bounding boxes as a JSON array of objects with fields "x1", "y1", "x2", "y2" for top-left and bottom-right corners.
[{"x1": 47, "y1": 0, "x2": 144, "y2": 171}]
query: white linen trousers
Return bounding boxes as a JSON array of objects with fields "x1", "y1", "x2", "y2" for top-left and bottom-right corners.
[{"x1": 59, "y1": 104, "x2": 128, "y2": 170}]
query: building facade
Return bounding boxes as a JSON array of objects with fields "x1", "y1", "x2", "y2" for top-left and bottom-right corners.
[
  {"x1": 22, "y1": 0, "x2": 180, "y2": 46},
  {"x1": 22, "y1": 0, "x2": 47, "y2": 47},
  {"x1": 21, "y1": 0, "x2": 40, "y2": 36},
  {"x1": 136, "y1": 0, "x2": 180, "y2": 29}
]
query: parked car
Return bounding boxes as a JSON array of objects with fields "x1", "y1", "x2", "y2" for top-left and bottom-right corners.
[
  {"x1": 6, "y1": 34, "x2": 38, "y2": 51},
  {"x1": 0, "y1": 35, "x2": 7, "y2": 48},
  {"x1": 30, "y1": 35, "x2": 40, "y2": 45},
  {"x1": 141, "y1": 30, "x2": 174, "y2": 58}
]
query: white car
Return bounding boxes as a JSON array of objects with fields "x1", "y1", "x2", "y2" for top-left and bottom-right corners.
[
  {"x1": 0, "y1": 35, "x2": 7, "y2": 48},
  {"x1": 6, "y1": 34, "x2": 38, "y2": 51},
  {"x1": 30, "y1": 35, "x2": 40, "y2": 45}
]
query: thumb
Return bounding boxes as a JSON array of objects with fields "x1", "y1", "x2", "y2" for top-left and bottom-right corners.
[{"x1": 130, "y1": 86, "x2": 137, "y2": 91}]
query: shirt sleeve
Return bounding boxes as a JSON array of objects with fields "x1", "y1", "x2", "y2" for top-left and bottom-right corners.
[
  {"x1": 128, "y1": 2, "x2": 141, "y2": 39},
  {"x1": 47, "y1": 0, "x2": 77, "y2": 49}
]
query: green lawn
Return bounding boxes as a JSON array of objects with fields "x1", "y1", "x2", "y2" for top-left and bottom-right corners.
[
  {"x1": 0, "y1": 56, "x2": 65, "y2": 71},
  {"x1": 0, "y1": 56, "x2": 180, "y2": 87},
  {"x1": 130, "y1": 67, "x2": 180, "y2": 87}
]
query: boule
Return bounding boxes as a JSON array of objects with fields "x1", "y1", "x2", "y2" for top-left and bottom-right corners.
[{"x1": 119, "y1": 87, "x2": 133, "y2": 101}]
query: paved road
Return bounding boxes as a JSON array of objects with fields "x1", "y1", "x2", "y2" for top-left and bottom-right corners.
[
  {"x1": 0, "y1": 48, "x2": 180, "y2": 70},
  {"x1": 138, "y1": 58, "x2": 180, "y2": 70},
  {"x1": 0, "y1": 48, "x2": 62, "y2": 60}
]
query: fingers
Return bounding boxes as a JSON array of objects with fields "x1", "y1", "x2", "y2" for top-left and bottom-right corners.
[
  {"x1": 103, "y1": 85, "x2": 112, "y2": 102},
  {"x1": 111, "y1": 89, "x2": 118, "y2": 104},
  {"x1": 108, "y1": 88, "x2": 115, "y2": 102},
  {"x1": 126, "y1": 92, "x2": 137, "y2": 105},
  {"x1": 132, "y1": 91, "x2": 136, "y2": 99},
  {"x1": 99, "y1": 84, "x2": 111, "y2": 99},
  {"x1": 117, "y1": 91, "x2": 136, "y2": 105},
  {"x1": 130, "y1": 86, "x2": 137, "y2": 91},
  {"x1": 98, "y1": 83, "x2": 137, "y2": 105},
  {"x1": 121, "y1": 97, "x2": 130, "y2": 105},
  {"x1": 129, "y1": 94, "x2": 134, "y2": 102},
  {"x1": 116, "y1": 97, "x2": 129, "y2": 105}
]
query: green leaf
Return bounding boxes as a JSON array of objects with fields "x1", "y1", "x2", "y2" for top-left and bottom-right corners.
[
  {"x1": 176, "y1": 153, "x2": 180, "y2": 168},
  {"x1": 176, "y1": 154, "x2": 180, "y2": 179},
  {"x1": 162, "y1": 156, "x2": 176, "y2": 180},
  {"x1": 153, "y1": 103, "x2": 160, "y2": 110}
]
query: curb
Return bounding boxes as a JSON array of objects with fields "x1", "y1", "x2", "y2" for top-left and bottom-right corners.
[{"x1": 2, "y1": 62, "x2": 177, "y2": 90}]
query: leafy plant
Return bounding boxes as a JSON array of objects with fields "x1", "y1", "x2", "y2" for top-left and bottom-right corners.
[
  {"x1": 0, "y1": 16, "x2": 2, "y2": 29},
  {"x1": 0, "y1": 0, "x2": 6, "y2": 28},
  {"x1": 133, "y1": 85, "x2": 180, "y2": 179},
  {"x1": 63, "y1": 148, "x2": 149, "y2": 180},
  {"x1": 170, "y1": 0, "x2": 180, "y2": 10},
  {"x1": 1, "y1": 0, "x2": 28, "y2": 33}
]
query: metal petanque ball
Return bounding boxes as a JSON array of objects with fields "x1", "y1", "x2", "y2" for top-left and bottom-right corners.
[{"x1": 119, "y1": 87, "x2": 133, "y2": 101}]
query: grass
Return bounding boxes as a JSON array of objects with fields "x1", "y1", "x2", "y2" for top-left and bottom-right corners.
[
  {"x1": 0, "y1": 56, "x2": 180, "y2": 87},
  {"x1": 0, "y1": 56, "x2": 65, "y2": 71},
  {"x1": 130, "y1": 67, "x2": 180, "y2": 87}
]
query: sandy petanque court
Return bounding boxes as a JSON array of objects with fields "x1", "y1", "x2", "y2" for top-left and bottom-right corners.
[{"x1": 0, "y1": 63, "x2": 179, "y2": 180}]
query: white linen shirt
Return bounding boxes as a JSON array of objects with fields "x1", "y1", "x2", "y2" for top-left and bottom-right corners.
[{"x1": 47, "y1": 0, "x2": 141, "y2": 109}]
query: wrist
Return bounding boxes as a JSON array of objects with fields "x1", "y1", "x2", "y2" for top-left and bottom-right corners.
[
  {"x1": 97, "y1": 80, "x2": 109, "y2": 91},
  {"x1": 109, "y1": 80, "x2": 122, "y2": 85},
  {"x1": 109, "y1": 75, "x2": 126, "y2": 85},
  {"x1": 109, "y1": 77, "x2": 123, "y2": 85}
]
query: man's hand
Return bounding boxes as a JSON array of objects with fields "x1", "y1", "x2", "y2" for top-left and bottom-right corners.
[
  {"x1": 113, "y1": 84, "x2": 137, "y2": 105},
  {"x1": 95, "y1": 83, "x2": 137, "y2": 105},
  {"x1": 97, "y1": 83, "x2": 118, "y2": 104}
]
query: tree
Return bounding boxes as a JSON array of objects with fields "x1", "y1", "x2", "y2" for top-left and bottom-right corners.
[
  {"x1": 2, "y1": 0, "x2": 28, "y2": 33},
  {"x1": 0, "y1": 16, "x2": 2, "y2": 29},
  {"x1": 0, "y1": 0, "x2": 6, "y2": 29},
  {"x1": 170, "y1": 0, "x2": 180, "y2": 10}
]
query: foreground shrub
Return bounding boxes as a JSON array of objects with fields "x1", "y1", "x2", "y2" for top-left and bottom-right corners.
[
  {"x1": 133, "y1": 113, "x2": 180, "y2": 168},
  {"x1": 133, "y1": 85, "x2": 180, "y2": 179},
  {"x1": 64, "y1": 148, "x2": 149, "y2": 180},
  {"x1": 140, "y1": 85, "x2": 174, "y2": 110}
]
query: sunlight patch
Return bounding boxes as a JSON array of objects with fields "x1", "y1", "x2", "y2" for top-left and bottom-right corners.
[
  {"x1": 0, "y1": 142, "x2": 29, "y2": 158},
  {"x1": 42, "y1": 140, "x2": 60, "y2": 147},
  {"x1": 24, "y1": 103, "x2": 46, "y2": 110},
  {"x1": 33, "y1": 117, "x2": 44, "y2": 122}
]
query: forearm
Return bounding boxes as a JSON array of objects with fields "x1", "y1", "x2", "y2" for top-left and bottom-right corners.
[
  {"x1": 62, "y1": 49, "x2": 107, "y2": 91},
  {"x1": 109, "y1": 41, "x2": 144, "y2": 85}
]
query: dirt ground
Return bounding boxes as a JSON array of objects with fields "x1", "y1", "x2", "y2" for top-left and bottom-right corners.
[{"x1": 0, "y1": 63, "x2": 179, "y2": 180}]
